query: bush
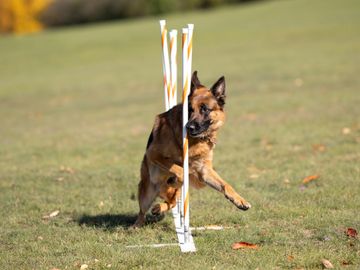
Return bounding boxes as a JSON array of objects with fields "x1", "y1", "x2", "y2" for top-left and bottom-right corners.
[
  {"x1": 0, "y1": 0, "x2": 50, "y2": 34},
  {"x1": 40, "y1": 0, "x2": 262, "y2": 27}
]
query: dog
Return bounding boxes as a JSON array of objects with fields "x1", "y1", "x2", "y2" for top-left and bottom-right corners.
[{"x1": 134, "y1": 71, "x2": 251, "y2": 227}]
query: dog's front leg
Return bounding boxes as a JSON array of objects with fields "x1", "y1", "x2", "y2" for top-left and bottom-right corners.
[
  {"x1": 201, "y1": 165, "x2": 251, "y2": 210},
  {"x1": 148, "y1": 153, "x2": 184, "y2": 188}
]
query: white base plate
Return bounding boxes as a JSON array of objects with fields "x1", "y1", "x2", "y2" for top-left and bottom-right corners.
[{"x1": 172, "y1": 204, "x2": 196, "y2": 253}]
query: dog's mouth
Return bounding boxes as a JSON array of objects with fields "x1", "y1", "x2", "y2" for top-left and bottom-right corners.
[
  {"x1": 188, "y1": 129, "x2": 205, "y2": 138},
  {"x1": 186, "y1": 120, "x2": 211, "y2": 138}
]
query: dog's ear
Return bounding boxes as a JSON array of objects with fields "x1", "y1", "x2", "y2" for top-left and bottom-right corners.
[
  {"x1": 211, "y1": 76, "x2": 226, "y2": 108},
  {"x1": 190, "y1": 71, "x2": 201, "y2": 95}
]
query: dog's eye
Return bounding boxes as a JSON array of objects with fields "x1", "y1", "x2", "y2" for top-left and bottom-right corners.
[{"x1": 200, "y1": 104, "x2": 210, "y2": 114}]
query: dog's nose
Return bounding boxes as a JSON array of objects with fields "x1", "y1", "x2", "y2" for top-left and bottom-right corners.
[{"x1": 186, "y1": 122, "x2": 196, "y2": 133}]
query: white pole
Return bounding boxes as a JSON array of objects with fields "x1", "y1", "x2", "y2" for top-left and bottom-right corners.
[
  {"x1": 159, "y1": 20, "x2": 171, "y2": 111},
  {"x1": 181, "y1": 28, "x2": 189, "y2": 239},
  {"x1": 183, "y1": 24, "x2": 193, "y2": 242},
  {"x1": 169, "y1": 30, "x2": 178, "y2": 109}
]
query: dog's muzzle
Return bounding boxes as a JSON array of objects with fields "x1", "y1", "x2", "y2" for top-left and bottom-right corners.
[{"x1": 186, "y1": 120, "x2": 210, "y2": 137}]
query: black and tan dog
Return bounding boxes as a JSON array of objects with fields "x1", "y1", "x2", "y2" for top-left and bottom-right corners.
[{"x1": 134, "y1": 71, "x2": 251, "y2": 227}]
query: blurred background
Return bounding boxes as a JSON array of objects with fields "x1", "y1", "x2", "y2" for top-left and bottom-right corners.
[{"x1": 0, "y1": 0, "x2": 258, "y2": 34}]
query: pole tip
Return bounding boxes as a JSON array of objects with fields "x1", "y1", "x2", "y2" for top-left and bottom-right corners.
[
  {"x1": 169, "y1": 29, "x2": 178, "y2": 37},
  {"x1": 159, "y1": 20, "x2": 166, "y2": 26},
  {"x1": 187, "y1": 24, "x2": 194, "y2": 30}
]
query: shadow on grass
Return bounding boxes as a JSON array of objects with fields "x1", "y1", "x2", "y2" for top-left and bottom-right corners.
[{"x1": 76, "y1": 213, "x2": 164, "y2": 230}]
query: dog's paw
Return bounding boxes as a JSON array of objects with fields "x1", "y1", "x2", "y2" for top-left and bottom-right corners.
[
  {"x1": 151, "y1": 204, "x2": 162, "y2": 216},
  {"x1": 236, "y1": 200, "x2": 251, "y2": 211},
  {"x1": 131, "y1": 216, "x2": 145, "y2": 228},
  {"x1": 226, "y1": 195, "x2": 251, "y2": 211}
]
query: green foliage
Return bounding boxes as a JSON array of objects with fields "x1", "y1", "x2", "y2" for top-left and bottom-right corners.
[{"x1": 1, "y1": 0, "x2": 360, "y2": 269}]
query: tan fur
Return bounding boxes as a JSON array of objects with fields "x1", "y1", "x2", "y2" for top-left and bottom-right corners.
[{"x1": 134, "y1": 74, "x2": 251, "y2": 227}]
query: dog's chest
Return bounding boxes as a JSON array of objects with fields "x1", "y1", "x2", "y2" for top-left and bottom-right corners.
[{"x1": 188, "y1": 141, "x2": 213, "y2": 162}]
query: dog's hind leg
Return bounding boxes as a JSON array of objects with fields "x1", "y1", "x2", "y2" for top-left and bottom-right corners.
[
  {"x1": 134, "y1": 158, "x2": 158, "y2": 227},
  {"x1": 134, "y1": 180, "x2": 158, "y2": 227}
]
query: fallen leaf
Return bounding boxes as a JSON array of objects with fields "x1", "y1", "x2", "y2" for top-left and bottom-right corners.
[
  {"x1": 294, "y1": 78, "x2": 303, "y2": 87},
  {"x1": 302, "y1": 175, "x2": 320, "y2": 184},
  {"x1": 312, "y1": 144, "x2": 326, "y2": 152},
  {"x1": 284, "y1": 179, "x2": 290, "y2": 184},
  {"x1": 49, "y1": 210, "x2": 60, "y2": 217},
  {"x1": 106, "y1": 264, "x2": 112, "y2": 268},
  {"x1": 341, "y1": 261, "x2": 351, "y2": 266},
  {"x1": 247, "y1": 165, "x2": 262, "y2": 174},
  {"x1": 59, "y1": 165, "x2": 75, "y2": 174},
  {"x1": 250, "y1": 174, "x2": 259, "y2": 179},
  {"x1": 302, "y1": 229, "x2": 314, "y2": 238},
  {"x1": 321, "y1": 259, "x2": 334, "y2": 269},
  {"x1": 260, "y1": 138, "x2": 273, "y2": 150},
  {"x1": 292, "y1": 144, "x2": 302, "y2": 151},
  {"x1": 80, "y1": 264, "x2": 88, "y2": 270},
  {"x1": 51, "y1": 268, "x2": 61, "y2": 270},
  {"x1": 42, "y1": 210, "x2": 60, "y2": 219},
  {"x1": 243, "y1": 113, "x2": 257, "y2": 121},
  {"x1": 287, "y1": 255, "x2": 294, "y2": 261},
  {"x1": 231, "y1": 241, "x2": 259, "y2": 250},
  {"x1": 346, "y1": 228, "x2": 358, "y2": 238},
  {"x1": 342, "y1": 127, "x2": 351, "y2": 135}
]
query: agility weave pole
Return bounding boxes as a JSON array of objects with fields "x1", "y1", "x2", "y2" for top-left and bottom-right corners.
[{"x1": 160, "y1": 20, "x2": 196, "y2": 253}]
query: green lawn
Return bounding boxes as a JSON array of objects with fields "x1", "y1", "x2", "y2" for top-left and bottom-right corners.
[{"x1": 1, "y1": 0, "x2": 360, "y2": 269}]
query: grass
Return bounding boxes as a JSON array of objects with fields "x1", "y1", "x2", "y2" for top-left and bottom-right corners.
[{"x1": 1, "y1": 0, "x2": 360, "y2": 269}]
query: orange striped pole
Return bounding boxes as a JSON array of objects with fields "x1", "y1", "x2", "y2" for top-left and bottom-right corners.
[
  {"x1": 182, "y1": 24, "x2": 193, "y2": 242},
  {"x1": 159, "y1": 20, "x2": 171, "y2": 111},
  {"x1": 169, "y1": 29, "x2": 177, "y2": 109},
  {"x1": 181, "y1": 28, "x2": 189, "y2": 229}
]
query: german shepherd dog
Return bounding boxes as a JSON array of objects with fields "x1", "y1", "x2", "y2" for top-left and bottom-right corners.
[{"x1": 134, "y1": 71, "x2": 251, "y2": 227}]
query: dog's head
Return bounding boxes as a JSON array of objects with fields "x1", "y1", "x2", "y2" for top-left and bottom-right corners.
[{"x1": 186, "y1": 71, "x2": 226, "y2": 138}]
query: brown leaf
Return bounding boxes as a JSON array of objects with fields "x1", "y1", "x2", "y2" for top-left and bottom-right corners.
[
  {"x1": 321, "y1": 259, "x2": 334, "y2": 269},
  {"x1": 80, "y1": 264, "x2": 88, "y2": 270},
  {"x1": 312, "y1": 144, "x2": 326, "y2": 152},
  {"x1": 346, "y1": 228, "x2": 358, "y2": 238},
  {"x1": 287, "y1": 255, "x2": 294, "y2": 261},
  {"x1": 59, "y1": 165, "x2": 75, "y2": 174},
  {"x1": 302, "y1": 174, "x2": 320, "y2": 184},
  {"x1": 231, "y1": 241, "x2": 259, "y2": 250}
]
